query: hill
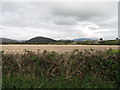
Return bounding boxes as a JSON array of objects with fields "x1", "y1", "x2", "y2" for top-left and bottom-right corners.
[
  {"x1": 0, "y1": 38, "x2": 18, "y2": 43},
  {"x1": 73, "y1": 38, "x2": 98, "y2": 41},
  {"x1": 26, "y1": 36, "x2": 56, "y2": 43}
]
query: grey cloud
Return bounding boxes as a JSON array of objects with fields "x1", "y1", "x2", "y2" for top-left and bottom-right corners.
[
  {"x1": 88, "y1": 27, "x2": 99, "y2": 30},
  {"x1": 51, "y1": 16, "x2": 77, "y2": 25},
  {"x1": 52, "y1": 2, "x2": 117, "y2": 29},
  {"x1": 1, "y1": 2, "x2": 118, "y2": 40}
]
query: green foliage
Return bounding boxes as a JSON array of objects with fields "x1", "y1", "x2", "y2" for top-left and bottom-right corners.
[
  {"x1": 2, "y1": 39, "x2": 120, "y2": 45},
  {"x1": 2, "y1": 49, "x2": 120, "y2": 88},
  {"x1": 99, "y1": 40, "x2": 120, "y2": 45},
  {"x1": 74, "y1": 40, "x2": 120, "y2": 45},
  {"x1": 75, "y1": 41, "x2": 98, "y2": 45}
]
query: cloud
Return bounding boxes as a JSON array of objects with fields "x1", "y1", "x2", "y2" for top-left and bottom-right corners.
[
  {"x1": 1, "y1": 2, "x2": 118, "y2": 40},
  {"x1": 52, "y1": 2, "x2": 118, "y2": 27}
]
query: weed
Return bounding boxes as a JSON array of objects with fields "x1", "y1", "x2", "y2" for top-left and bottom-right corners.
[{"x1": 2, "y1": 49, "x2": 120, "y2": 88}]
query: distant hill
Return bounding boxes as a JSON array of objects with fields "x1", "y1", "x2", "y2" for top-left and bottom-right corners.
[
  {"x1": 73, "y1": 38, "x2": 98, "y2": 41},
  {"x1": 57, "y1": 39, "x2": 73, "y2": 42},
  {"x1": 0, "y1": 38, "x2": 18, "y2": 43},
  {"x1": 26, "y1": 36, "x2": 56, "y2": 43}
]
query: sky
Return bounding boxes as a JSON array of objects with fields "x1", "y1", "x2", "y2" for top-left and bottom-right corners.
[{"x1": 1, "y1": 1, "x2": 118, "y2": 40}]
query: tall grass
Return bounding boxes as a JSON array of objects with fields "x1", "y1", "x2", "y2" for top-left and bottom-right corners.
[{"x1": 2, "y1": 49, "x2": 120, "y2": 88}]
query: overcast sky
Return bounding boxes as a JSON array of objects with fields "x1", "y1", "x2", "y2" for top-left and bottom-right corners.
[{"x1": 1, "y1": 2, "x2": 118, "y2": 40}]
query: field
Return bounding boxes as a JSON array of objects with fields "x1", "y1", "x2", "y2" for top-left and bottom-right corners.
[
  {"x1": 1, "y1": 45, "x2": 118, "y2": 53},
  {"x1": 1, "y1": 45, "x2": 120, "y2": 88}
]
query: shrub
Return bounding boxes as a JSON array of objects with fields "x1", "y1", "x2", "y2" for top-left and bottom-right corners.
[{"x1": 2, "y1": 49, "x2": 120, "y2": 88}]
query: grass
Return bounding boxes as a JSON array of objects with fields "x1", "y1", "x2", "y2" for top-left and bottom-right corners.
[
  {"x1": 2, "y1": 49, "x2": 120, "y2": 88},
  {"x1": 110, "y1": 49, "x2": 120, "y2": 53}
]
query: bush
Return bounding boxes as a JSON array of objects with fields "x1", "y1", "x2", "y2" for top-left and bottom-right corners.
[{"x1": 2, "y1": 49, "x2": 120, "y2": 88}]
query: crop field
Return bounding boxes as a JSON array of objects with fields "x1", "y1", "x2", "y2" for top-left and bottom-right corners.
[
  {"x1": 0, "y1": 45, "x2": 119, "y2": 54},
  {"x1": 1, "y1": 45, "x2": 120, "y2": 88}
]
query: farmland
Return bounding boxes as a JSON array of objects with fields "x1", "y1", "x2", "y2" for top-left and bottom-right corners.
[
  {"x1": 1, "y1": 45, "x2": 120, "y2": 88},
  {"x1": 1, "y1": 45, "x2": 118, "y2": 54}
]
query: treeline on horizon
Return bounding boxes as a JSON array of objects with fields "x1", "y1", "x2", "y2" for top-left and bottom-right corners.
[{"x1": 1, "y1": 39, "x2": 120, "y2": 45}]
